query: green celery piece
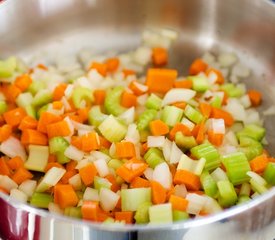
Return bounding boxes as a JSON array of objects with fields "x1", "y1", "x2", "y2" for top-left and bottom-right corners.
[
  {"x1": 237, "y1": 195, "x2": 251, "y2": 205},
  {"x1": 222, "y1": 152, "x2": 251, "y2": 185},
  {"x1": 188, "y1": 75, "x2": 209, "y2": 92},
  {"x1": 140, "y1": 130, "x2": 150, "y2": 142},
  {"x1": 144, "y1": 148, "x2": 164, "y2": 168},
  {"x1": 220, "y1": 83, "x2": 244, "y2": 98},
  {"x1": 134, "y1": 201, "x2": 152, "y2": 224},
  {"x1": 263, "y1": 163, "x2": 275, "y2": 185},
  {"x1": 32, "y1": 89, "x2": 53, "y2": 107},
  {"x1": 238, "y1": 136, "x2": 263, "y2": 161},
  {"x1": 137, "y1": 109, "x2": 157, "y2": 131},
  {"x1": 0, "y1": 101, "x2": 7, "y2": 114},
  {"x1": 210, "y1": 96, "x2": 222, "y2": 108},
  {"x1": 250, "y1": 179, "x2": 268, "y2": 194},
  {"x1": 191, "y1": 143, "x2": 220, "y2": 170},
  {"x1": 239, "y1": 182, "x2": 251, "y2": 196},
  {"x1": 121, "y1": 188, "x2": 151, "y2": 211},
  {"x1": 145, "y1": 94, "x2": 162, "y2": 110},
  {"x1": 37, "y1": 104, "x2": 49, "y2": 119},
  {"x1": 0, "y1": 56, "x2": 17, "y2": 78},
  {"x1": 184, "y1": 105, "x2": 203, "y2": 124},
  {"x1": 173, "y1": 210, "x2": 189, "y2": 222},
  {"x1": 25, "y1": 105, "x2": 37, "y2": 119},
  {"x1": 49, "y1": 137, "x2": 70, "y2": 164},
  {"x1": 161, "y1": 106, "x2": 184, "y2": 127},
  {"x1": 16, "y1": 92, "x2": 33, "y2": 108},
  {"x1": 88, "y1": 106, "x2": 107, "y2": 127},
  {"x1": 175, "y1": 132, "x2": 197, "y2": 149},
  {"x1": 217, "y1": 180, "x2": 238, "y2": 208},
  {"x1": 200, "y1": 171, "x2": 218, "y2": 198},
  {"x1": 94, "y1": 176, "x2": 112, "y2": 190},
  {"x1": 64, "y1": 207, "x2": 82, "y2": 218},
  {"x1": 104, "y1": 86, "x2": 126, "y2": 116},
  {"x1": 103, "y1": 217, "x2": 115, "y2": 224},
  {"x1": 72, "y1": 86, "x2": 93, "y2": 109},
  {"x1": 149, "y1": 203, "x2": 173, "y2": 224},
  {"x1": 30, "y1": 192, "x2": 53, "y2": 208},
  {"x1": 98, "y1": 115, "x2": 127, "y2": 142},
  {"x1": 24, "y1": 145, "x2": 49, "y2": 172},
  {"x1": 237, "y1": 124, "x2": 265, "y2": 141},
  {"x1": 107, "y1": 159, "x2": 123, "y2": 171},
  {"x1": 28, "y1": 81, "x2": 46, "y2": 95}
]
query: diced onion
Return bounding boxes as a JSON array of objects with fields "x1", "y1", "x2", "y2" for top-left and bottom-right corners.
[
  {"x1": 152, "y1": 162, "x2": 172, "y2": 189},
  {"x1": 94, "y1": 159, "x2": 110, "y2": 177},
  {"x1": 83, "y1": 187, "x2": 100, "y2": 201},
  {"x1": 99, "y1": 188, "x2": 120, "y2": 212},
  {"x1": 147, "y1": 136, "x2": 165, "y2": 148},
  {"x1": 64, "y1": 145, "x2": 85, "y2": 162},
  {"x1": 0, "y1": 136, "x2": 27, "y2": 161},
  {"x1": 10, "y1": 189, "x2": 28, "y2": 203},
  {"x1": 162, "y1": 88, "x2": 196, "y2": 106}
]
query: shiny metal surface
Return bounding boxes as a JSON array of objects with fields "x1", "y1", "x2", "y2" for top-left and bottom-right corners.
[{"x1": 0, "y1": 0, "x2": 275, "y2": 239}]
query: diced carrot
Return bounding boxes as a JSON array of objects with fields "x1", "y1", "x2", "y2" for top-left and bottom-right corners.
[
  {"x1": 60, "y1": 170, "x2": 77, "y2": 184},
  {"x1": 3, "y1": 84, "x2": 21, "y2": 103},
  {"x1": 21, "y1": 129, "x2": 48, "y2": 146},
  {"x1": 142, "y1": 142, "x2": 148, "y2": 153},
  {"x1": 196, "y1": 122, "x2": 205, "y2": 144},
  {"x1": 130, "y1": 177, "x2": 150, "y2": 189},
  {"x1": 7, "y1": 156, "x2": 24, "y2": 170},
  {"x1": 121, "y1": 91, "x2": 137, "y2": 108},
  {"x1": 115, "y1": 211, "x2": 134, "y2": 224},
  {"x1": 37, "y1": 112, "x2": 62, "y2": 133},
  {"x1": 0, "y1": 158, "x2": 11, "y2": 176},
  {"x1": 174, "y1": 79, "x2": 193, "y2": 89},
  {"x1": 66, "y1": 160, "x2": 78, "y2": 171},
  {"x1": 105, "y1": 174, "x2": 120, "y2": 192},
  {"x1": 14, "y1": 74, "x2": 32, "y2": 91},
  {"x1": 0, "y1": 186, "x2": 9, "y2": 194},
  {"x1": 79, "y1": 163, "x2": 97, "y2": 186},
  {"x1": 146, "y1": 68, "x2": 177, "y2": 93},
  {"x1": 37, "y1": 63, "x2": 48, "y2": 70},
  {"x1": 77, "y1": 107, "x2": 89, "y2": 123},
  {"x1": 205, "y1": 68, "x2": 224, "y2": 84},
  {"x1": 151, "y1": 181, "x2": 166, "y2": 204},
  {"x1": 52, "y1": 101, "x2": 63, "y2": 110},
  {"x1": 18, "y1": 116, "x2": 38, "y2": 131},
  {"x1": 152, "y1": 47, "x2": 168, "y2": 66},
  {"x1": 172, "y1": 101, "x2": 187, "y2": 110},
  {"x1": 81, "y1": 132, "x2": 100, "y2": 152},
  {"x1": 45, "y1": 162, "x2": 65, "y2": 172},
  {"x1": 199, "y1": 102, "x2": 212, "y2": 118},
  {"x1": 169, "y1": 164, "x2": 177, "y2": 179},
  {"x1": 47, "y1": 120, "x2": 72, "y2": 138},
  {"x1": 115, "y1": 197, "x2": 121, "y2": 210},
  {"x1": 89, "y1": 62, "x2": 107, "y2": 77},
  {"x1": 116, "y1": 158, "x2": 148, "y2": 183},
  {"x1": 169, "y1": 123, "x2": 192, "y2": 140},
  {"x1": 128, "y1": 80, "x2": 147, "y2": 96},
  {"x1": 99, "y1": 136, "x2": 111, "y2": 149},
  {"x1": 247, "y1": 90, "x2": 262, "y2": 107},
  {"x1": 221, "y1": 90, "x2": 228, "y2": 106},
  {"x1": 105, "y1": 58, "x2": 120, "y2": 73},
  {"x1": 0, "y1": 124, "x2": 12, "y2": 142},
  {"x1": 48, "y1": 154, "x2": 57, "y2": 163},
  {"x1": 149, "y1": 119, "x2": 169, "y2": 136},
  {"x1": 122, "y1": 69, "x2": 136, "y2": 77},
  {"x1": 189, "y1": 59, "x2": 208, "y2": 75},
  {"x1": 81, "y1": 201, "x2": 109, "y2": 222},
  {"x1": 116, "y1": 141, "x2": 136, "y2": 159},
  {"x1": 71, "y1": 136, "x2": 82, "y2": 149},
  {"x1": 0, "y1": 115, "x2": 5, "y2": 127},
  {"x1": 207, "y1": 130, "x2": 224, "y2": 147},
  {"x1": 93, "y1": 89, "x2": 106, "y2": 105},
  {"x1": 169, "y1": 195, "x2": 188, "y2": 211},
  {"x1": 250, "y1": 154, "x2": 269, "y2": 173},
  {"x1": 174, "y1": 169, "x2": 201, "y2": 191},
  {"x1": 3, "y1": 107, "x2": 26, "y2": 127},
  {"x1": 53, "y1": 83, "x2": 68, "y2": 101},
  {"x1": 54, "y1": 184, "x2": 78, "y2": 209},
  {"x1": 166, "y1": 186, "x2": 175, "y2": 201},
  {"x1": 12, "y1": 167, "x2": 33, "y2": 185},
  {"x1": 211, "y1": 107, "x2": 234, "y2": 127}
]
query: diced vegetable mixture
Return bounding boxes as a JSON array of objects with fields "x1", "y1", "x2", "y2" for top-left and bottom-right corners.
[{"x1": 0, "y1": 29, "x2": 274, "y2": 225}]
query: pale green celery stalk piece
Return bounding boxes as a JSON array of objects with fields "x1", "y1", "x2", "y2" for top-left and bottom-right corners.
[
  {"x1": 49, "y1": 137, "x2": 70, "y2": 164},
  {"x1": 220, "y1": 83, "x2": 244, "y2": 98},
  {"x1": 28, "y1": 81, "x2": 46, "y2": 95},
  {"x1": 32, "y1": 89, "x2": 53, "y2": 107},
  {"x1": 144, "y1": 147, "x2": 164, "y2": 168},
  {"x1": 0, "y1": 56, "x2": 17, "y2": 78},
  {"x1": 72, "y1": 86, "x2": 94, "y2": 109},
  {"x1": 93, "y1": 176, "x2": 112, "y2": 190},
  {"x1": 237, "y1": 124, "x2": 265, "y2": 141},
  {"x1": 263, "y1": 163, "x2": 275, "y2": 185},
  {"x1": 0, "y1": 100, "x2": 7, "y2": 114},
  {"x1": 137, "y1": 109, "x2": 157, "y2": 131},
  {"x1": 175, "y1": 132, "x2": 197, "y2": 149},
  {"x1": 184, "y1": 105, "x2": 203, "y2": 124},
  {"x1": 16, "y1": 92, "x2": 34, "y2": 108},
  {"x1": 217, "y1": 180, "x2": 238, "y2": 208},
  {"x1": 237, "y1": 195, "x2": 251, "y2": 205},
  {"x1": 210, "y1": 96, "x2": 222, "y2": 108},
  {"x1": 107, "y1": 159, "x2": 123, "y2": 171},
  {"x1": 145, "y1": 94, "x2": 162, "y2": 110},
  {"x1": 188, "y1": 75, "x2": 209, "y2": 92},
  {"x1": 30, "y1": 192, "x2": 53, "y2": 208},
  {"x1": 25, "y1": 105, "x2": 37, "y2": 119},
  {"x1": 161, "y1": 106, "x2": 183, "y2": 127},
  {"x1": 250, "y1": 179, "x2": 268, "y2": 194},
  {"x1": 104, "y1": 86, "x2": 126, "y2": 116},
  {"x1": 88, "y1": 106, "x2": 107, "y2": 127},
  {"x1": 121, "y1": 188, "x2": 151, "y2": 211},
  {"x1": 134, "y1": 202, "x2": 152, "y2": 224},
  {"x1": 149, "y1": 203, "x2": 173, "y2": 224},
  {"x1": 24, "y1": 145, "x2": 49, "y2": 172},
  {"x1": 200, "y1": 171, "x2": 218, "y2": 198},
  {"x1": 173, "y1": 210, "x2": 189, "y2": 222},
  {"x1": 64, "y1": 207, "x2": 82, "y2": 218}
]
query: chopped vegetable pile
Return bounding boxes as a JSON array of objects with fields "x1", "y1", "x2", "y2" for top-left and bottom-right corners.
[{"x1": 0, "y1": 29, "x2": 274, "y2": 225}]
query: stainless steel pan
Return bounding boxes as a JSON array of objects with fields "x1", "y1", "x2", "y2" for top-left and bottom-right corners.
[{"x1": 0, "y1": 0, "x2": 275, "y2": 239}]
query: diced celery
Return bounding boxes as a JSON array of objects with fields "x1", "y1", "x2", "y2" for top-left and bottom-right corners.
[
  {"x1": 173, "y1": 210, "x2": 189, "y2": 222},
  {"x1": 37, "y1": 104, "x2": 49, "y2": 119},
  {"x1": 263, "y1": 163, "x2": 275, "y2": 185},
  {"x1": 221, "y1": 83, "x2": 244, "y2": 98},
  {"x1": 49, "y1": 137, "x2": 70, "y2": 164},
  {"x1": 88, "y1": 106, "x2": 107, "y2": 127},
  {"x1": 250, "y1": 178, "x2": 268, "y2": 194},
  {"x1": 149, "y1": 203, "x2": 173, "y2": 224},
  {"x1": 137, "y1": 109, "x2": 157, "y2": 130},
  {"x1": 210, "y1": 96, "x2": 222, "y2": 108},
  {"x1": 24, "y1": 145, "x2": 49, "y2": 172},
  {"x1": 200, "y1": 171, "x2": 218, "y2": 198},
  {"x1": 28, "y1": 81, "x2": 46, "y2": 95},
  {"x1": 134, "y1": 201, "x2": 152, "y2": 224},
  {"x1": 140, "y1": 130, "x2": 150, "y2": 142},
  {"x1": 98, "y1": 115, "x2": 127, "y2": 142},
  {"x1": 239, "y1": 182, "x2": 251, "y2": 196},
  {"x1": 121, "y1": 188, "x2": 151, "y2": 211},
  {"x1": 237, "y1": 195, "x2": 251, "y2": 205},
  {"x1": 0, "y1": 56, "x2": 17, "y2": 78},
  {"x1": 239, "y1": 142, "x2": 263, "y2": 161},
  {"x1": 161, "y1": 106, "x2": 183, "y2": 127},
  {"x1": 145, "y1": 94, "x2": 162, "y2": 110},
  {"x1": 184, "y1": 105, "x2": 203, "y2": 124},
  {"x1": 188, "y1": 76, "x2": 209, "y2": 92},
  {"x1": 104, "y1": 86, "x2": 126, "y2": 116},
  {"x1": 217, "y1": 180, "x2": 238, "y2": 208},
  {"x1": 0, "y1": 100, "x2": 7, "y2": 114},
  {"x1": 144, "y1": 148, "x2": 164, "y2": 168},
  {"x1": 16, "y1": 92, "x2": 33, "y2": 108},
  {"x1": 237, "y1": 124, "x2": 265, "y2": 141},
  {"x1": 191, "y1": 143, "x2": 220, "y2": 170},
  {"x1": 30, "y1": 192, "x2": 53, "y2": 208},
  {"x1": 64, "y1": 207, "x2": 82, "y2": 218},
  {"x1": 103, "y1": 217, "x2": 115, "y2": 224},
  {"x1": 94, "y1": 176, "x2": 111, "y2": 190},
  {"x1": 222, "y1": 152, "x2": 251, "y2": 185},
  {"x1": 32, "y1": 89, "x2": 52, "y2": 107},
  {"x1": 107, "y1": 159, "x2": 123, "y2": 171},
  {"x1": 72, "y1": 86, "x2": 93, "y2": 109},
  {"x1": 175, "y1": 132, "x2": 197, "y2": 149}
]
